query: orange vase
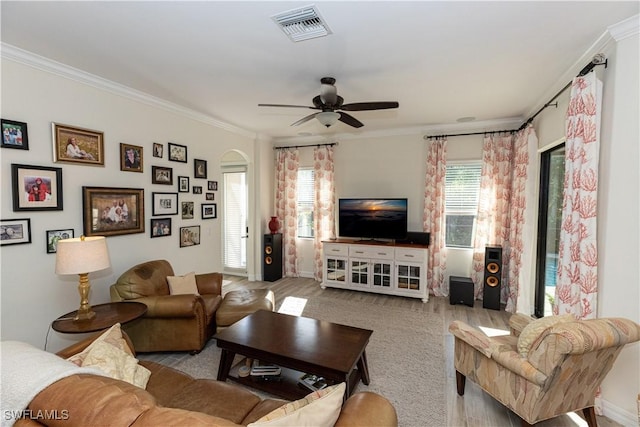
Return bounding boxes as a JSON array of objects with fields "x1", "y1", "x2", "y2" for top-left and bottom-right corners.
[{"x1": 268, "y1": 216, "x2": 279, "y2": 234}]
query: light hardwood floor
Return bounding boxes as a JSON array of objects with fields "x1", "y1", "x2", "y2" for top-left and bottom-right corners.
[{"x1": 168, "y1": 275, "x2": 623, "y2": 427}]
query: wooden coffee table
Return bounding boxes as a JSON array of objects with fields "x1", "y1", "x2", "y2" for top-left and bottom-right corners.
[{"x1": 214, "y1": 310, "x2": 372, "y2": 401}]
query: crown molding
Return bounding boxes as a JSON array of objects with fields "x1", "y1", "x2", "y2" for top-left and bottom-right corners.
[
  {"x1": 0, "y1": 43, "x2": 256, "y2": 140},
  {"x1": 608, "y1": 14, "x2": 639, "y2": 41}
]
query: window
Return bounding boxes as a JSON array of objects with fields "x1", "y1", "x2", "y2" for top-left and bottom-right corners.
[
  {"x1": 297, "y1": 168, "x2": 314, "y2": 238},
  {"x1": 445, "y1": 163, "x2": 482, "y2": 247}
]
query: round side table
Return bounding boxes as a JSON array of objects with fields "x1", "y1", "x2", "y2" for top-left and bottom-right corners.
[{"x1": 52, "y1": 301, "x2": 147, "y2": 334}]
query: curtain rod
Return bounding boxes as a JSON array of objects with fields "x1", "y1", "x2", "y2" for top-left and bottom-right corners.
[
  {"x1": 425, "y1": 54, "x2": 607, "y2": 140},
  {"x1": 273, "y1": 142, "x2": 338, "y2": 150}
]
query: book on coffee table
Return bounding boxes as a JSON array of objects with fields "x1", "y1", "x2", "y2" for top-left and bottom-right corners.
[
  {"x1": 250, "y1": 360, "x2": 281, "y2": 376},
  {"x1": 298, "y1": 373, "x2": 328, "y2": 392}
]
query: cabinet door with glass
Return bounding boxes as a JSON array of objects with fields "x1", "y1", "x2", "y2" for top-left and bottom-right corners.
[
  {"x1": 371, "y1": 261, "x2": 393, "y2": 291},
  {"x1": 349, "y1": 258, "x2": 370, "y2": 288},
  {"x1": 394, "y1": 247, "x2": 428, "y2": 301},
  {"x1": 325, "y1": 256, "x2": 348, "y2": 285}
]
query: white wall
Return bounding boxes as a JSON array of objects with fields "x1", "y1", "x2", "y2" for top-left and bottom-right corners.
[{"x1": 0, "y1": 60, "x2": 255, "y2": 351}]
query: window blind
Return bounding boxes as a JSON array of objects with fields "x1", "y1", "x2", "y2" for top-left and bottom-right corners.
[
  {"x1": 445, "y1": 164, "x2": 482, "y2": 214},
  {"x1": 297, "y1": 169, "x2": 314, "y2": 237}
]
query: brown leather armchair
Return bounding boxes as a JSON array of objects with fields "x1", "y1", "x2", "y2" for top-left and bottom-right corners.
[{"x1": 110, "y1": 259, "x2": 223, "y2": 353}]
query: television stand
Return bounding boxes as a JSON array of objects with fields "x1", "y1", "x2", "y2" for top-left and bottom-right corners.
[{"x1": 321, "y1": 239, "x2": 429, "y2": 302}]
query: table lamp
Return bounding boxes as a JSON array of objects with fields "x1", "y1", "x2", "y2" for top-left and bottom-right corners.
[{"x1": 55, "y1": 235, "x2": 111, "y2": 321}]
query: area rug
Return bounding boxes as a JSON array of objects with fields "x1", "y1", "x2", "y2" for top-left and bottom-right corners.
[{"x1": 164, "y1": 296, "x2": 446, "y2": 427}]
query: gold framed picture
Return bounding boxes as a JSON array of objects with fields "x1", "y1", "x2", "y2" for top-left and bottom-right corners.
[
  {"x1": 82, "y1": 186, "x2": 144, "y2": 237},
  {"x1": 52, "y1": 123, "x2": 104, "y2": 165},
  {"x1": 120, "y1": 143, "x2": 143, "y2": 172}
]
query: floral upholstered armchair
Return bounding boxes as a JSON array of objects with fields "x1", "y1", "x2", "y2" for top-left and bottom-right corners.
[{"x1": 449, "y1": 314, "x2": 640, "y2": 426}]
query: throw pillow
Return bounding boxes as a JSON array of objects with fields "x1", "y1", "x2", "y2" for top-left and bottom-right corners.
[
  {"x1": 66, "y1": 323, "x2": 151, "y2": 389},
  {"x1": 517, "y1": 314, "x2": 575, "y2": 357},
  {"x1": 247, "y1": 382, "x2": 346, "y2": 427},
  {"x1": 167, "y1": 272, "x2": 199, "y2": 295}
]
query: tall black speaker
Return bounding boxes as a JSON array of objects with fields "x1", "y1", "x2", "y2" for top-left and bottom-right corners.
[
  {"x1": 263, "y1": 233, "x2": 282, "y2": 282},
  {"x1": 482, "y1": 245, "x2": 502, "y2": 310}
]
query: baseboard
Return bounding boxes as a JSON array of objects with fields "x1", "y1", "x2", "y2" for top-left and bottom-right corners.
[{"x1": 602, "y1": 398, "x2": 638, "y2": 427}]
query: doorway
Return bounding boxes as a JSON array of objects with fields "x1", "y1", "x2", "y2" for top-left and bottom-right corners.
[
  {"x1": 534, "y1": 143, "x2": 565, "y2": 318},
  {"x1": 222, "y1": 165, "x2": 248, "y2": 275}
]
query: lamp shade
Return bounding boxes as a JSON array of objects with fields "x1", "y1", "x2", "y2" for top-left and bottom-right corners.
[
  {"x1": 55, "y1": 236, "x2": 111, "y2": 275},
  {"x1": 316, "y1": 111, "x2": 340, "y2": 127}
]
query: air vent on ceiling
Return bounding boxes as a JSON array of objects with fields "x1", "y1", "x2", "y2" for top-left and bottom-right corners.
[{"x1": 272, "y1": 5, "x2": 332, "y2": 42}]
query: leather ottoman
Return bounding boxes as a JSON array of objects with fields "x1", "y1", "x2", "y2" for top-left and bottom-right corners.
[{"x1": 216, "y1": 289, "x2": 275, "y2": 330}]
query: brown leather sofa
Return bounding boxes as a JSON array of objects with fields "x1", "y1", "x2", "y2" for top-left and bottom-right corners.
[
  {"x1": 110, "y1": 259, "x2": 223, "y2": 353},
  {"x1": 16, "y1": 332, "x2": 398, "y2": 427}
]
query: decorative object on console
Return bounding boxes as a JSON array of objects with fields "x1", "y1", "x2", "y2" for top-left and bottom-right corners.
[
  {"x1": 1, "y1": 118, "x2": 29, "y2": 150},
  {"x1": 11, "y1": 163, "x2": 63, "y2": 212},
  {"x1": 52, "y1": 122, "x2": 104, "y2": 165},
  {"x1": 55, "y1": 235, "x2": 111, "y2": 321},
  {"x1": 482, "y1": 245, "x2": 502, "y2": 310},
  {"x1": 268, "y1": 216, "x2": 280, "y2": 234}
]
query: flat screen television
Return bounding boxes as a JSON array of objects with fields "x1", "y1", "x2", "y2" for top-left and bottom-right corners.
[{"x1": 338, "y1": 198, "x2": 408, "y2": 240}]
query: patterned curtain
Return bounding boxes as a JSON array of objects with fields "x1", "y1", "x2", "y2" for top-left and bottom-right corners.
[
  {"x1": 554, "y1": 72, "x2": 602, "y2": 319},
  {"x1": 505, "y1": 126, "x2": 538, "y2": 312},
  {"x1": 313, "y1": 145, "x2": 336, "y2": 281},
  {"x1": 274, "y1": 149, "x2": 299, "y2": 277},
  {"x1": 423, "y1": 138, "x2": 447, "y2": 296},
  {"x1": 471, "y1": 134, "x2": 515, "y2": 301}
]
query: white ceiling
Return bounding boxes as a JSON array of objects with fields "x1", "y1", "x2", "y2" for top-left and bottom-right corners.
[{"x1": 1, "y1": 1, "x2": 638, "y2": 142}]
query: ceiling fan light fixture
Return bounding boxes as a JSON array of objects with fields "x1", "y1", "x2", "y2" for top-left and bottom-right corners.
[{"x1": 316, "y1": 111, "x2": 340, "y2": 127}]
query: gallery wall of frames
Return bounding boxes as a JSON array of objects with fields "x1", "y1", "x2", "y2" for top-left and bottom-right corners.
[{"x1": 2, "y1": 119, "x2": 218, "y2": 252}]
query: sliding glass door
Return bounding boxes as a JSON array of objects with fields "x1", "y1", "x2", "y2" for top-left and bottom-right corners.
[{"x1": 534, "y1": 143, "x2": 565, "y2": 317}]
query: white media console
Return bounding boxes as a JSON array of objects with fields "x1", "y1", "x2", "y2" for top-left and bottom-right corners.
[{"x1": 321, "y1": 239, "x2": 429, "y2": 302}]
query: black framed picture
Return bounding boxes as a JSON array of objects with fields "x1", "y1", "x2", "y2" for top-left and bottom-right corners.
[
  {"x1": 1, "y1": 218, "x2": 31, "y2": 246},
  {"x1": 120, "y1": 143, "x2": 143, "y2": 172},
  {"x1": 46, "y1": 228, "x2": 74, "y2": 254},
  {"x1": 192, "y1": 186, "x2": 203, "y2": 194},
  {"x1": 201, "y1": 203, "x2": 217, "y2": 219},
  {"x1": 178, "y1": 176, "x2": 189, "y2": 193},
  {"x1": 1, "y1": 119, "x2": 29, "y2": 150},
  {"x1": 153, "y1": 143, "x2": 163, "y2": 158},
  {"x1": 180, "y1": 225, "x2": 200, "y2": 247},
  {"x1": 152, "y1": 192, "x2": 178, "y2": 216},
  {"x1": 82, "y1": 187, "x2": 145, "y2": 237},
  {"x1": 168, "y1": 142, "x2": 187, "y2": 163},
  {"x1": 181, "y1": 201, "x2": 194, "y2": 219},
  {"x1": 208, "y1": 181, "x2": 218, "y2": 191},
  {"x1": 206, "y1": 193, "x2": 215, "y2": 201},
  {"x1": 11, "y1": 164, "x2": 63, "y2": 211},
  {"x1": 150, "y1": 217, "x2": 171, "y2": 238},
  {"x1": 194, "y1": 159, "x2": 207, "y2": 179},
  {"x1": 152, "y1": 166, "x2": 173, "y2": 185}
]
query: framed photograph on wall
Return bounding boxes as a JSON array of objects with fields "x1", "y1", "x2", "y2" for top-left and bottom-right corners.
[
  {"x1": 194, "y1": 159, "x2": 207, "y2": 179},
  {"x1": 192, "y1": 186, "x2": 203, "y2": 194},
  {"x1": 168, "y1": 142, "x2": 187, "y2": 163},
  {"x1": 52, "y1": 123, "x2": 104, "y2": 165},
  {"x1": 152, "y1": 192, "x2": 178, "y2": 216},
  {"x1": 82, "y1": 187, "x2": 144, "y2": 237},
  {"x1": 152, "y1": 166, "x2": 173, "y2": 185},
  {"x1": 11, "y1": 164, "x2": 63, "y2": 211},
  {"x1": 206, "y1": 193, "x2": 214, "y2": 201},
  {"x1": 150, "y1": 217, "x2": 171, "y2": 238},
  {"x1": 153, "y1": 143, "x2": 163, "y2": 158},
  {"x1": 1, "y1": 119, "x2": 29, "y2": 150},
  {"x1": 1, "y1": 218, "x2": 31, "y2": 246},
  {"x1": 181, "y1": 201, "x2": 194, "y2": 219},
  {"x1": 178, "y1": 176, "x2": 189, "y2": 193},
  {"x1": 120, "y1": 143, "x2": 143, "y2": 172},
  {"x1": 201, "y1": 203, "x2": 217, "y2": 219},
  {"x1": 46, "y1": 228, "x2": 74, "y2": 254},
  {"x1": 208, "y1": 181, "x2": 218, "y2": 191},
  {"x1": 179, "y1": 225, "x2": 200, "y2": 248}
]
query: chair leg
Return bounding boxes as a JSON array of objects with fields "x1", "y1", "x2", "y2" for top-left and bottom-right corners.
[
  {"x1": 455, "y1": 371, "x2": 466, "y2": 396},
  {"x1": 582, "y1": 407, "x2": 597, "y2": 427}
]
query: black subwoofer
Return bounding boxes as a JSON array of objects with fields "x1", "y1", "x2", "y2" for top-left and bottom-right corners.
[
  {"x1": 482, "y1": 245, "x2": 502, "y2": 310},
  {"x1": 263, "y1": 233, "x2": 282, "y2": 282}
]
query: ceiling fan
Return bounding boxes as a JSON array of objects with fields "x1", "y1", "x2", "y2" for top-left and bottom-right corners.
[{"x1": 258, "y1": 77, "x2": 399, "y2": 128}]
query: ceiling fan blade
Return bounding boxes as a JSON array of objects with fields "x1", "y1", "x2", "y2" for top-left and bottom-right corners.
[
  {"x1": 340, "y1": 102, "x2": 399, "y2": 111},
  {"x1": 258, "y1": 103, "x2": 318, "y2": 109},
  {"x1": 291, "y1": 112, "x2": 318, "y2": 126},
  {"x1": 338, "y1": 112, "x2": 364, "y2": 128}
]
